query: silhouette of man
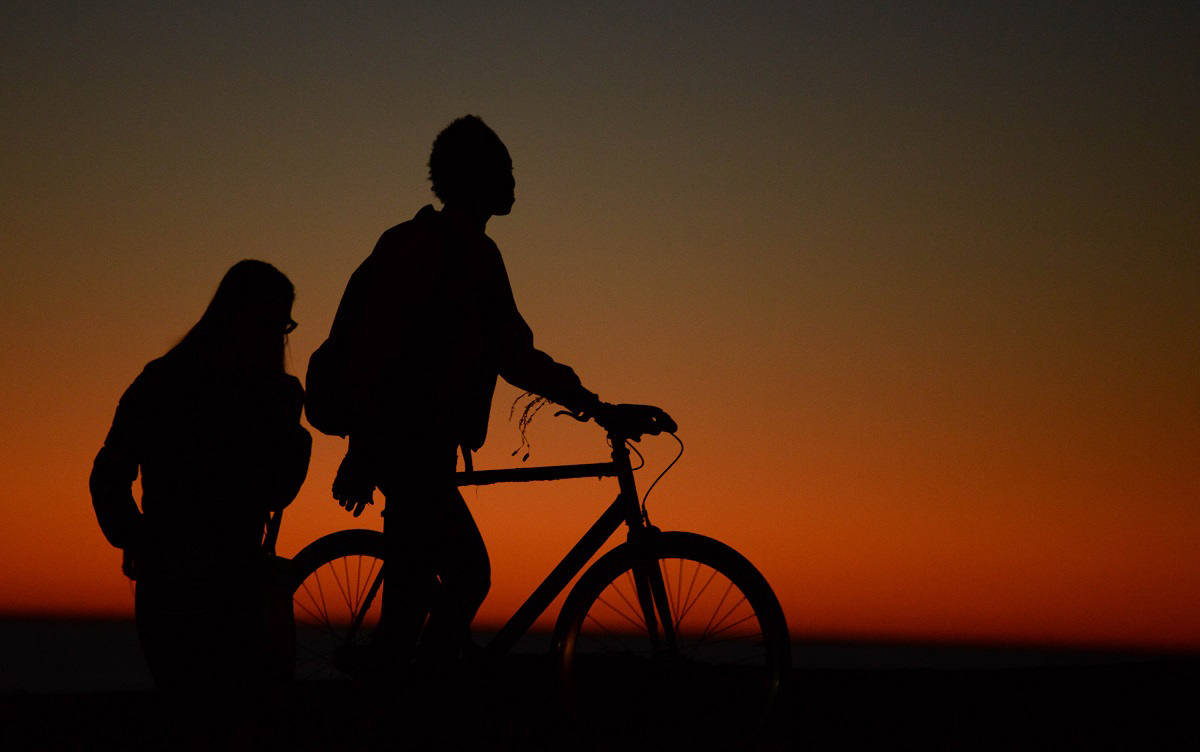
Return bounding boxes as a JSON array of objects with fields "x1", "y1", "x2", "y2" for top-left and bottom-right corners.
[{"x1": 322, "y1": 115, "x2": 672, "y2": 681}]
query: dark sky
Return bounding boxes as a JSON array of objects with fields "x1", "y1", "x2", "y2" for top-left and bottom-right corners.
[{"x1": 2, "y1": 1, "x2": 1197, "y2": 648}]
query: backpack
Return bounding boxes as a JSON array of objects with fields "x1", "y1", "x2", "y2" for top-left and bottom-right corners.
[{"x1": 304, "y1": 337, "x2": 350, "y2": 437}]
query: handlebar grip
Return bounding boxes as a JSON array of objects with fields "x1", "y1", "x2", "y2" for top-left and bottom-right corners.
[{"x1": 656, "y1": 413, "x2": 679, "y2": 434}]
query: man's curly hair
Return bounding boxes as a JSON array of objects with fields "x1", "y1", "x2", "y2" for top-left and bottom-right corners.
[{"x1": 428, "y1": 115, "x2": 507, "y2": 205}]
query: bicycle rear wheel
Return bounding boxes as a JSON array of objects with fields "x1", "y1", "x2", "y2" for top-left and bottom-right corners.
[
  {"x1": 288, "y1": 529, "x2": 385, "y2": 681},
  {"x1": 553, "y1": 531, "x2": 790, "y2": 751}
]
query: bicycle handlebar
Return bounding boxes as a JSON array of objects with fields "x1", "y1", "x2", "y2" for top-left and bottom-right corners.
[{"x1": 557, "y1": 403, "x2": 677, "y2": 443}]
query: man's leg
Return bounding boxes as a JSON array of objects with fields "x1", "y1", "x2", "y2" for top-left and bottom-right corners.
[
  {"x1": 380, "y1": 459, "x2": 491, "y2": 663},
  {"x1": 380, "y1": 477, "x2": 442, "y2": 669},
  {"x1": 421, "y1": 486, "x2": 491, "y2": 658}
]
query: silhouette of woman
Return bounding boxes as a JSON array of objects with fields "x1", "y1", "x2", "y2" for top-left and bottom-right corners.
[{"x1": 90, "y1": 260, "x2": 311, "y2": 745}]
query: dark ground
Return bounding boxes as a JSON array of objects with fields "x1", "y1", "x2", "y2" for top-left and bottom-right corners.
[
  {"x1": 1, "y1": 621, "x2": 1197, "y2": 750},
  {"x1": 3, "y1": 658, "x2": 1197, "y2": 750}
]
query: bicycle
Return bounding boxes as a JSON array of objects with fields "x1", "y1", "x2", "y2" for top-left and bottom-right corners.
[{"x1": 287, "y1": 411, "x2": 791, "y2": 749}]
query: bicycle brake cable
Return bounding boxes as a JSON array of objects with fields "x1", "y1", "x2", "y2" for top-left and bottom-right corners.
[{"x1": 639, "y1": 431, "x2": 684, "y2": 520}]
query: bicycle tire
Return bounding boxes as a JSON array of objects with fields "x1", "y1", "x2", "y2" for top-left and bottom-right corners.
[
  {"x1": 288, "y1": 529, "x2": 386, "y2": 681},
  {"x1": 552, "y1": 531, "x2": 791, "y2": 750}
]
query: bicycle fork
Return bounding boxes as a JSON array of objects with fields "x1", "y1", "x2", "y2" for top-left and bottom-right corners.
[{"x1": 630, "y1": 527, "x2": 680, "y2": 658}]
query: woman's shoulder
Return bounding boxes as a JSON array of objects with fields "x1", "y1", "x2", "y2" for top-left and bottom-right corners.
[
  {"x1": 105, "y1": 356, "x2": 184, "y2": 439},
  {"x1": 118, "y1": 356, "x2": 173, "y2": 402},
  {"x1": 137, "y1": 355, "x2": 171, "y2": 378}
]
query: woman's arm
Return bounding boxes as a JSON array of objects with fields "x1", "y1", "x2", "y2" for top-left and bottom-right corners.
[
  {"x1": 90, "y1": 377, "x2": 148, "y2": 551},
  {"x1": 242, "y1": 375, "x2": 312, "y2": 512}
]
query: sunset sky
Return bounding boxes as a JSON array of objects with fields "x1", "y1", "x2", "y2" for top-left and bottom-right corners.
[{"x1": 2, "y1": 3, "x2": 1197, "y2": 650}]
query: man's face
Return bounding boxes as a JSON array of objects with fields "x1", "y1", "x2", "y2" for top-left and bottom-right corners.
[{"x1": 482, "y1": 147, "x2": 515, "y2": 216}]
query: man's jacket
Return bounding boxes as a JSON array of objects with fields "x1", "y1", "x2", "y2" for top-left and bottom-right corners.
[{"x1": 328, "y1": 205, "x2": 595, "y2": 451}]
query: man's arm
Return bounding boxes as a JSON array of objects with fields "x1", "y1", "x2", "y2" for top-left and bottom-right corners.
[
  {"x1": 487, "y1": 252, "x2": 601, "y2": 414},
  {"x1": 486, "y1": 247, "x2": 676, "y2": 437}
]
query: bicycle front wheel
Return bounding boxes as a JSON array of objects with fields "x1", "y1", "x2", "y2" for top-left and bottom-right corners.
[
  {"x1": 288, "y1": 529, "x2": 385, "y2": 681},
  {"x1": 553, "y1": 531, "x2": 791, "y2": 751}
]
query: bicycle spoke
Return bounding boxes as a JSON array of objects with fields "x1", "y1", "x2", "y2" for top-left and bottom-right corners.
[
  {"x1": 696, "y1": 579, "x2": 737, "y2": 645},
  {"x1": 335, "y1": 555, "x2": 356, "y2": 617},
  {"x1": 294, "y1": 587, "x2": 332, "y2": 628},
  {"x1": 343, "y1": 555, "x2": 380, "y2": 628},
  {"x1": 676, "y1": 563, "x2": 719, "y2": 627},
  {"x1": 613, "y1": 573, "x2": 649, "y2": 626},
  {"x1": 676, "y1": 558, "x2": 702, "y2": 626},
  {"x1": 591, "y1": 592, "x2": 651, "y2": 634},
  {"x1": 688, "y1": 611, "x2": 760, "y2": 661},
  {"x1": 701, "y1": 593, "x2": 752, "y2": 643},
  {"x1": 660, "y1": 559, "x2": 683, "y2": 635},
  {"x1": 301, "y1": 574, "x2": 339, "y2": 640},
  {"x1": 581, "y1": 612, "x2": 639, "y2": 654}
]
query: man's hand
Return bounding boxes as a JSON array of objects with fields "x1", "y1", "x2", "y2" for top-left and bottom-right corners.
[
  {"x1": 593, "y1": 403, "x2": 677, "y2": 440},
  {"x1": 332, "y1": 450, "x2": 376, "y2": 517}
]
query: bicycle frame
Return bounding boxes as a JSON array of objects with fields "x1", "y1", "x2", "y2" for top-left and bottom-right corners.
[{"x1": 457, "y1": 434, "x2": 671, "y2": 657}]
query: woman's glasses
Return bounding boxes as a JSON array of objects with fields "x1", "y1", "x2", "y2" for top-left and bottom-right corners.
[{"x1": 284, "y1": 319, "x2": 298, "y2": 335}]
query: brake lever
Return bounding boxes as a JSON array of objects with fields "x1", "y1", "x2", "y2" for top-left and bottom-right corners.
[{"x1": 554, "y1": 409, "x2": 590, "y2": 423}]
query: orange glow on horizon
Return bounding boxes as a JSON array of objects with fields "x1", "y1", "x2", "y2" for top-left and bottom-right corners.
[{"x1": 8, "y1": 375, "x2": 1198, "y2": 653}]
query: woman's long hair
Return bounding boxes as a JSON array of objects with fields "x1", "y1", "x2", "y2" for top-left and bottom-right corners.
[{"x1": 165, "y1": 260, "x2": 295, "y2": 375}]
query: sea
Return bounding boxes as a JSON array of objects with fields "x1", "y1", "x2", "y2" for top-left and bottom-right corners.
[{"x1": 0, "y1": 617, "x2": 1183, "y2": 695}]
